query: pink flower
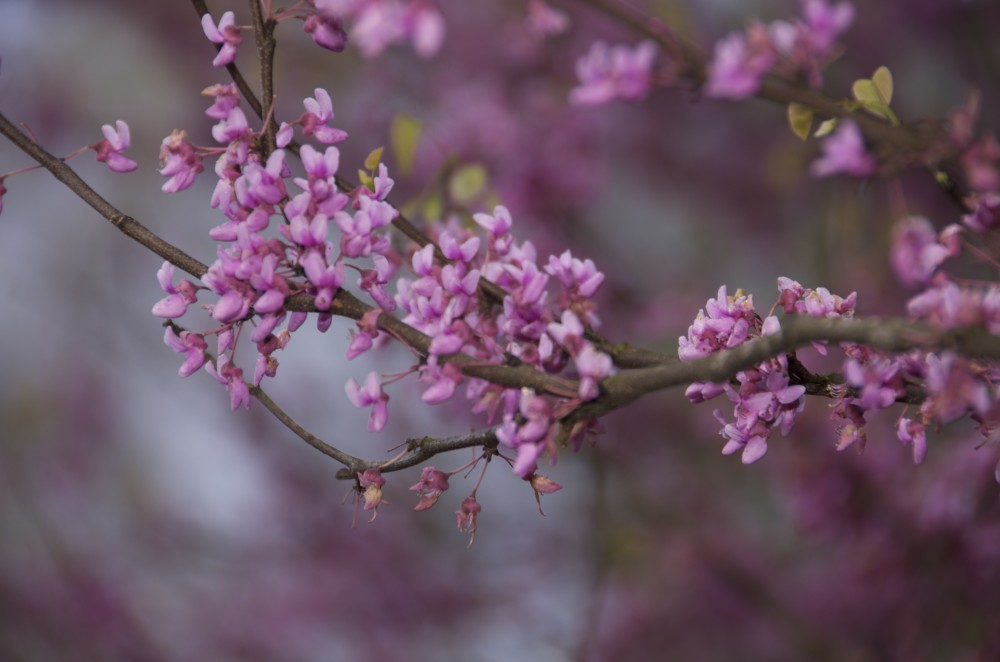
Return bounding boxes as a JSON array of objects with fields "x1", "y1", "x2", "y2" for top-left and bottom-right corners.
[
  {"x1": 456, "y1": 495, "x2": 481, "y2": 546},
  {"x1": 158, "y1": 130, "x2": 204, "y2": 193},
  {"x1": 810, "y1": 120, "x2": 876, "y2": 178},
  {"x1": 410, "y1": 467, "x2": 450, "y2": 511},
  {"x1": 890, "y1": 216, "x2": 953, "y2": 288},
  {"x1": 163, "y1": 327, "x2": 207, "y2": 377},
  {"x1": 357, "y1": 468, "x2": 386, "y2": 521},
  {"x1": 202, "y1": 11, "x2": 243, "y2": 67},
  {"x1": 345, "y1": 371, "x2": 389, "y2": 432},
  {"x1": 303, "y1": 13, "x2": 347, "y2": 52},
  {"x1": 705, "y1": 24, "x2": 775, "y2": 99},
  {"x1": 93, "y1": 120, "x2": 138, "y2": 173},
  {"x1": 570, "y1": 40, "x2": 658, "y2": 106},
  {"x1": 896, "y1": 418, "x2": 928, "y2": 464},
  {"x1": 301, "y1": 88, "x2": 348, "y2": 145},
  {"x1": 152, "y1": 261, "x2": 199, "y2": 318}
]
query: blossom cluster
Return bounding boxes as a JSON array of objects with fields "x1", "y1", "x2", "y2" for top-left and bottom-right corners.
[
  {"x1": 149, "y1": 10, "x2": 605, "y2": 525},
  {"x1": 680, "y1": 272, "x2": 1000, "y2": 475}
]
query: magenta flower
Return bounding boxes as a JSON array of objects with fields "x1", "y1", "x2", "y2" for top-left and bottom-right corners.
[
  {"x1": 345, "y1": 371, "x2": 389, "y2": 432},
  {"x1": 93, "y1": 120, "x2": 138, "y2": 173},
  {"x1": 303, "y1": 13, "x2": 347, "y2": 52},
  {"x1": 896, "y1": 418, "x2": 928, "y2": 464},
  {"x1": 570, "y1": 40, "x2": 658, "y2": 106},
  {"x1": 299, "y1": 247, "x2": 345, "y2": 310},
  {"x1": 705, "y1": 25, "x2": 775, "y2": 100},
  {"x1": 163, "y1": 327, "x2": 207, "y2": 377},
  {"x1": 211, "y1": 107, "x2": 250, "y2": 144},
  {"x1": 158, "y1": 130, "x2": 204, "y2": 193},
  {"x1": 410, "y1": 467, "x2": 450, "y2": 511},
  {"x1": 890, "y1": 216, "x2": 953, "y2": 288},
  {"x1": 152, "y1": 261, "x2": 199, "y2": 318},
  {"x1": 456, "y1": 495, "x2": 481, "y2": 546},
  {"x1": 801, "y1": 0, "x2": 855, "y2": 54},
  {"x1": 574, "y1": 344, "x2": 613, "y2": 400},
  {"x1": 301, "y1": 88, "x2": 348, "y2": 145},
  {"x1": 357, "y1": 468, "x2": 386, "y2": 521},
  {"x1": 202, "y1": 11, "x2": 242, "y2": 67},
  {"x1": 205, "y1": 353, "x2": 250, "y2": 410},
  {"x1": 810, "y1": 120, "x2": 877, "y2": 178}
]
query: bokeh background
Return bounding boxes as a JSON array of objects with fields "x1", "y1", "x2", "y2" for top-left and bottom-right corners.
[{"x1": 2, "y1": 0, "x2": 1000, "y2": 660}]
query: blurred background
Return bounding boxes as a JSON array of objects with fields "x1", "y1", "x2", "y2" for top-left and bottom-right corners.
[{"x1": 2, "y1": 0, "x2": 1000, "y2": 659}]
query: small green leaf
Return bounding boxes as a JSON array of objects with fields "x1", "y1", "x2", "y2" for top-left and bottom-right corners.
[
  {"x1": 787, "y1": 103, "x2": 814, "y2": 141},
  {"x1": 449, "y1": 163, "x2": 488, "y2": 205},
  {"x1": 358, "y1": 169, "x2": 373, "y2": 191},
  {"x1": 364, "y1": 146, "x2": 384, "y2": 172},
  {"x1": 934, "y1": 170, "x2": 950, "y2": 186},
  {"x1": 852, "y1": 79, "x2": 880, "y2": 107},
  {"x1": 852, "y1": 66, "x2": 898, "y2": 123},
  {"x1": 390, "y1": 114, "x2": 422, "y2": 176},
  {"x1": 815, "y1": 118, "x2": 838, "y2": 137},
  {"x1": 871, "y1": 66, "x2": 893, "y2": 105}
]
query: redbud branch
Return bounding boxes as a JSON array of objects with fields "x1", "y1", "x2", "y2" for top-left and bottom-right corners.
[
  {"x1": 568, "y1": 315, "x2": 1000, "y2": 423},
  {"x1": 247, "y1": 0, "x2": 279, "y2": 155},
  {"x1": 0, "y1": 111, "x2": 209, "y2": 279},
  {"x1": 572, "y1": 0, "x2": 965, "y2": 206},
  {"x1": 332, "y1": 428, "x2": 500, "y2": 480}
]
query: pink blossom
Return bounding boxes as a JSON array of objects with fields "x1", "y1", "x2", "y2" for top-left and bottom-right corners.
[
  {"x1": 163, "y1": 327, "x2": 207, "y2": 377},
  {"x1": 202, "y1": 11, "x2": 243, "y2": 67},
  {"x1": 93, "y1": 120, "x2": 138, "y2": 173},
  {"x1": 158, "y1": 130, "x2": 204, "y2": 193},
  {"x1": 152, "y1": 261, "x2": 199, "y2": 318},
  {"x1": 303, "y1": 13, "x2": 347, "y2": 52},
  {"x1": 705, "y1": 24, "x2": 775, "y2": 99},
  {"x1": 810, "y1": 120, "x2": 876, "y2": 178},
  {"x1": 357, "y1": 468, "x2": 385, "y2": 521},
  {"x1": 301, "y1": 88, "x2": 348, "y2": 145},
  {"x1": 896, "y1": 418, "x2": 928, "y2": 464},
  {"x1": 570, "y1": 40, "x2": 658, "y2": 106},
  {"x1": 456, "y1": 495, "x2": 481, "y2": 545},
  {"x1": 890, "y1": 216, "x2": 953, "y2": 288},
  {"x1": 410, "y1": 467, "x2": 450, "y2": 511},
  {"x1": 345, "y1": 371, "x2": 389, "y2": 432}
]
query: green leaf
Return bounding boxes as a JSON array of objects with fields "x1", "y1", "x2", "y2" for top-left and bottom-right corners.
[
  {"x1": 364, "y1": 146, "x2": 384, "y2": 172},
  {"x1": 390, "y1": 114, "x2": 422, "y2": 176},
  {"x1": 852, "y1": 66, "x2": 898, "y2": 124},
  {"x1": 358, "y1": 169, "x2": 373, "y2": 191},
  {"x1": 787, "y1": 103, "x2": 814, "y2": 141},
  {"x1": 871, "y1": 66, "x2": 893, "y2": 105},
  {"x1": 814, "y1": 118, "x2": 838, "y2": 137},
  {"x1": 449, "y1": 163, "x2": 488, "y2": 205}
]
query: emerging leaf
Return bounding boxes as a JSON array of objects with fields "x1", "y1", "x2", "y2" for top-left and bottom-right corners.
[
  {"x1": 788, "y1": 102, "x2": 814, "y2": 141},
  {"x1": 364, "y1": 146, "x2": 384, "y2": 172},
  {"x1": 815, "y1": 118, "x2": 839, "y2": 137}
]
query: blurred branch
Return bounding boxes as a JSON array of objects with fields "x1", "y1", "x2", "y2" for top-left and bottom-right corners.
[{"x1": 570, "y1": 0, "x2": 966, "y2": 207}]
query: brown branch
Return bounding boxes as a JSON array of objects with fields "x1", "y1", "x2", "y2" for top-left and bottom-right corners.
[
  {"x1": 0, "y1": 112, "x2": 209, "y2": 278},
  {"x1": 566, "y1": 315, "x2": 1000, "y2": 424},
  {"x1": 247, "y1": 0, "x2": 278, "y2": 154}
]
